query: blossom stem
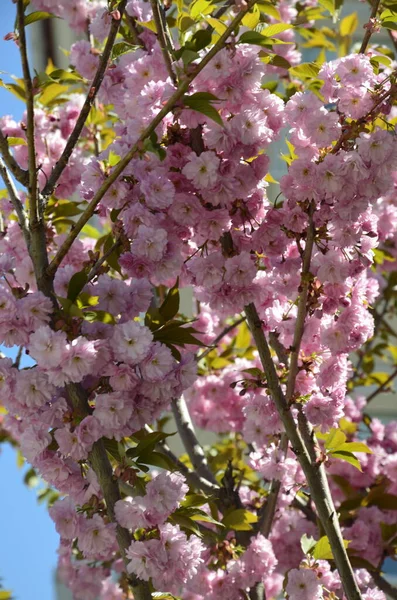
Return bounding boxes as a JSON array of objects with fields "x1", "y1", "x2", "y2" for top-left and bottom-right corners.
[
  {"x1": 41, "y1": 0, "x2": 128, "y2": 199},
  {"x1": 196, "y1": 315, "x2": 246, "y2": 361},
  {"x1": 0, "y1": 157, "x2": 30, "y2": 245},
  {"x1": 150, "y1": 0, "x2": 177, "y2": 85},
  {"x1": 359, "y1": 0, "x2": 382, "y2": 55},
  {"x1": 0, "y1": 130, "x2": 29, "y2": 186},
  {"x1": 46, "y1": 0, "x2": 259, "y2": 279},
  {"x1": 171, "y1": 396, "x2": 218, "y2": 485},
  {"x1": 244, "y1": 302, "x2": 363, "y2": 600}
]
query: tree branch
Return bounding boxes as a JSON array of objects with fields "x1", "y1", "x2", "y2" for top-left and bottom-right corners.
[
  {"x1": 46, "y1": 0, "x2": 258, "y2": 279},
  {"x1": 150, "y1": 0, "x2": 177, "y2": 85},
  {"x1": 17, "y1": 0, "x2": 38, "y2": 228},
  {"x1": 285, "y1": 204, "x2": 315, "y2": 403},
  {"x1": 372, "y1": 572, "x2": 397, "y2": 600},
  {"x1": 87, "y1": 238, "x2": 122, "y2": 283},
  {"x1": 244, "y1": 302, "x2": 363, "y2": 600},
  {"x1": 66, "y1": 384, "x2": 151, "y2": 600},
  {"x1": 144, "y1": 424, "x2": 219, "y2": 495},
  {"x1": 171, "y1": 396, "x2": 218, "y2": 485},
  {"x1": 0, "y1": 157, "x2": 30, "y2": 245},
  {"x1": 196, "y1": 316, "x2": 246, "y2": 361},
  {"x1": 365, "y1": 366, "x2": 397, "y2": 404},
  {"x1": 0, "y1": 130, "x2": 29, "y2": 187},
  {"x1": 41, "y1": 1, "x2": 128, "y2": 199},
  {"x1": 359, "y1": 0, "x2": 382, "y2": 54}
]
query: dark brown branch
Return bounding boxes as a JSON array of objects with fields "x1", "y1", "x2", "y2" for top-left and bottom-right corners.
[
  {"x1": 0, "y1": 130, "x2": 29, "y2": 186},
  {"x1": 196, "y1": 316, "x2": 246, "y2": 361},
  {"x1": 285, "y1": 204, "x2": 315, "y2": 402},
  {"x1": 17, "y1": 0, "x2": 38, "y2": 227},
  {"x1": 46, "y1": 0, "x2": 258, "y2": 279},
  {"x1": 66, "y1": 384, "x2": 151, "y2": 600},
  {"x1": 359, "y1": 0, "x2": 382, "y2": 54},
  {"x1": 0, "y1": 157, "x2": 30, "y2": 244},
  {"x1": 171, "y1": 396, "x2": 218, "y2": 485},
  {"x1": 365, "y1": 366, "x2": 397, "y2": 404},
  {"x1": 244, "y1": 303, "x2": 362, "y2": 600},
  {"x1": 41, "y1": 1, "x2": 128, "y2": 198},
  {"x1": 87, "y1": 238, "x2": 122, "y2": 282},
  {"x1": 144, "y1": 425, "x2": 219, "y2": 495},
  {"x1": 372, "y1": 573, "x2": 397, "y2": 600}
]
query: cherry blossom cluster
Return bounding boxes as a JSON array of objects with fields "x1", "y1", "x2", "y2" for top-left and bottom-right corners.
[{"x1": 1, "y1": 0, "x2": 397, "y2": 599}]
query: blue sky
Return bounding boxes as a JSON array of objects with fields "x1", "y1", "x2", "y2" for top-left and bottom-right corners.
[{"x1": 0, "y1": 3, "x2": 60, "y2": 599}]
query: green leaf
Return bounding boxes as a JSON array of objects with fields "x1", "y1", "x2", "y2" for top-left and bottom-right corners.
[
  {"x1": 24, "y1": 11, "x2": 56, "y2": 26},
  {"x1": 235, "y1": 321, "x2": 251, "y2": 350},
  {"x1": 57, "y1": 296, "x2": 84, "y2": 318},
  {"x1": 186, "y1": 29, "x2": 212, "y2": 52},
  {"x1": 83, "y1": 309, "x2": 115, "y2": 324},
  {"x1": 260, "y1": 23, "x2": 292, "y2": 37},
  {"x1": 337, "y1": 442, "x2": 373, "y2": 454},
  {"x1": 222, "y1": 509, "x2": 258, "y2": 531},
  {"x1": 190, "y1": 0, "x2": 214, "y2": 19},
  {"x1": 301, "y1": 533, "x2": 316, "y2": 555},
  {"x1": 242, "y1": 4, "x2": 260, "y2": 29},
  {"x1": 382, "y1": 20, "x2": 397, "y2": 30},
  {"x1": 169, "y1": 512, "x2": 204, "y2": 538},
  {"x1": 339, "y1": 12, "x2": 358, "y2": 36},
  {"x1": 238, "y1": 31, "x2": 274, "y2": 47},
  {"x1": 136, "y1": 450, "x2": 176, "y2": 471},
  {"x1": 0, "y1": 591, "x2": 12, "y2": 600},
  {"x1": 159, "y1": 279, "x2": 180, "y2": 322},
  {"x1": 313, "y1": 535, "x2": 349, "y2": 560},
  {"x1": 205, "y1": 16, "x2": 227, "y2": 35},
  {"x1": 183, "y1": 92, "x2": 223, "y2": 126},
  {"x1": 182, "y1": 493, "x2": 211, "y2": 508},
  {"x1": 289, "y1": 62, "x2": 320, "y2": 80},
  {"x1": 103, "y1": 438, "x2": 124, "y2": 462},
  {"x1": 67, "y1": 269, "x2": 89, "y2": 303},
  {"x1": 330, "y1": 450, "x2": 362, "y2": 471},
  {"x1": 127, "y1": 431, "x2": 175, "y2": 458},
  {"x1": 81, "y1": 223, "x2": 102, "y2": 239},
  {"x1": 318, "y1": 428, "x2": 346, "y2": 451},
  {"x1": 6, "y1": 137, "x2": 27, "y2": 146},
  {"x1": 111, "y1": 41, "x2": 138, "y2": 60}
]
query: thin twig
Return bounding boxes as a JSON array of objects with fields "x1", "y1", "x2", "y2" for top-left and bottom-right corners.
[
  {"x1": 150, "y1": 0, "x2": 177, "y2": 84},
  {"x1": 365, "y1": 366, "x2": 397, "y2": 404},
  {"x1": 41, "y1": 0, "x2": 128, "y2": 198},
  {"x1": 244, "y1": 303, "x2": 362, "y2": 600},
  {"x1": 372, "y1": 573, "x2": 397, "y2": 600},
  {"x1": 257, "y1": 434, "x2": 288, "y2": 536},
  {"x1": 0, "y1": 157, "x2": 30, "y2": 244},
  {"x1": 144, "y1": 424, "x2": 219, "y2": 495},
  {"x1": 196, "y1": 316, "x2": 245, "y2": 361},
  {"x1": 0, "y1": 130, "x2": 29, "y2": 186},
  {"x1": 285, "y1": 203, "x2": 315, "y2": 403},
  {"x1": 359, "y1": 0, "x2": 382, "y2": 54},
  {"x1": 171, "y1": 396, "x2": 218, "y2": 485},
  {"x1": 17, "y1": 0, "x2": 38, "y2": 227},
  {"x1": 46, "y1": 0, "x2": 258, "y2": 279},
  {"x1": 87, "y1": 238, "x2": 122, "y2": 282}
]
